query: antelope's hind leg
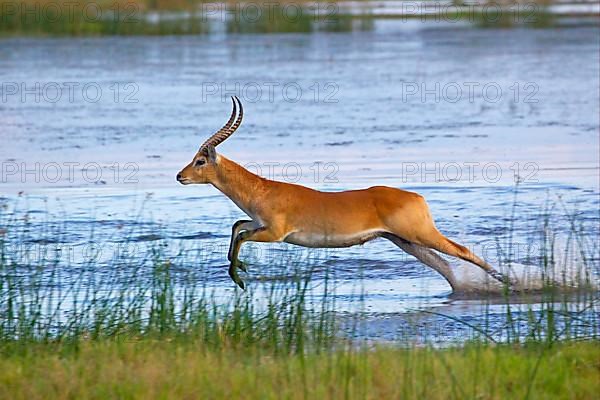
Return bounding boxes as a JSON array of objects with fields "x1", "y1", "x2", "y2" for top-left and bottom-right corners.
[
  {"x1": 382, "y1": 233, "x2": 458, "y2": 291},
  {"x1": 417, "y1": 232, "x2": 516, "y2": 286}
]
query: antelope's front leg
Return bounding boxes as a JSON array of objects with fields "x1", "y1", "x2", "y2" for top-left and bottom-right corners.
[
  {"x1": 227, "y1": 220, "x2": 256, "y2": 267},
  {"x1": 228, "y1": 226, "x2": 277, "y2": 290}
]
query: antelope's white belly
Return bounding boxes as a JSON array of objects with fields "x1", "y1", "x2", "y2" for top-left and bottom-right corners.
[{"x1": 283, "y1": 229, "x2": 382, "y2": 248}]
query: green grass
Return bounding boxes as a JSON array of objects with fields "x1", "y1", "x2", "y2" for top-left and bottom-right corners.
[
  {"x1": 0, "y1": 194, "x2": 598, "y2": 398},
  {"x1": 0, "y1": 0, "x2": 569, "y2": 36},
  {"x1": 0, "y1": 0, "x2": 209, "y2": 36},
  {"x1": 0, "y1": 0, "x2": 364, "y2": 36},
  {"x1": 0, "y1": 339, "x2": 599, "y2": 399}
]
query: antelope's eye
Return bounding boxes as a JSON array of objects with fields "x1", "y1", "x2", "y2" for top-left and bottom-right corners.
[{"x1": 194, "y1": 159, "x2": 206, "y2": 167}]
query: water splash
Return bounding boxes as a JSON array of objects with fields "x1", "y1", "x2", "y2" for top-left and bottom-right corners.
[{"x1": 451, "y1": 261, "x2": 599, "y2": 294}]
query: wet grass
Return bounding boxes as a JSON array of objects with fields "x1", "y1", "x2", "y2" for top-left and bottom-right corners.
[
  {"x1": 0, "y1": 0, "x2": 209, "y2": 35},
  {"x1": 0, "y1": 250, "x2": 339, "y2": 354},
  {"x1": 0, "y1": 0, "x2": 366, "y2": 36},
  {"x1": 0, "y1": 195, "x2": 598, "y2": 398},
  {"x1": 0, "y1": 0, "x2": 577, "y2": 36}
]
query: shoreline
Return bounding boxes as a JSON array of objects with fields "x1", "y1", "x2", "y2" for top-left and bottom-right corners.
[{"x1": 1, "y1": 0, "x2": 599, "y2": 36}]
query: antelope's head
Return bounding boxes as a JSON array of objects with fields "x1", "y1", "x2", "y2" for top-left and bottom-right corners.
[{"x1": 177, "y1": 96, "x2": 243, "y2": 185}]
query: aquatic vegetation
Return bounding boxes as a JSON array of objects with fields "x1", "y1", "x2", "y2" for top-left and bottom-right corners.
[
  {"x1": 0, "y1": 0, "x2": 209, "y2": 36},
  {"x1": 0, "y1": 194, "x2": 598, "y2": 397},
  {"x1": 0, "y1": 195, "x2": 598, "y2": 348},
  {"x1": 0, "y1": 0, "x2": 370, "y2": 36},
  {"x1": 0, "y1": 0, "x2": 578, "y2": 36}
]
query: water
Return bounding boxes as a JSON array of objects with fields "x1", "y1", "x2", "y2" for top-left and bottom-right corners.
[{"x1": 1, "y1": 22, "x2": 599, "y2": 342}]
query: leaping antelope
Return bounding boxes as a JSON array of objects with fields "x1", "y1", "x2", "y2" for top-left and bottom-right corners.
[{"x1": 177, "y1": 97, "x2": 513, "y2": 290}]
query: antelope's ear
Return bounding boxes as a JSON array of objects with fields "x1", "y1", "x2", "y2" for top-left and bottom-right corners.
[{"x1": 203, "y1": 145, "x2": 217, "y2": 163}]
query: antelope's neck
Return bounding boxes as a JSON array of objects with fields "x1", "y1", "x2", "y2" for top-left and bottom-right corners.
[{"x1": 211, "y1": 155, "x2": 266, "y2": 219}]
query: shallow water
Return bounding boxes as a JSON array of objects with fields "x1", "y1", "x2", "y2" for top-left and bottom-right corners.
[{"x1": 1, "y1": 22, "x2": 599, "y2": 342}]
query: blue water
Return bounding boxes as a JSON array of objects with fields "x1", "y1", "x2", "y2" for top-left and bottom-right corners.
[{"x1": 1, "y1": 23, "x2": 599, "y2": 342}]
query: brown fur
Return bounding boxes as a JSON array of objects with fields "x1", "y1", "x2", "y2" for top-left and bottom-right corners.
[{"x1": 178, "y1": 152, "x2": 510, "y2": 289}]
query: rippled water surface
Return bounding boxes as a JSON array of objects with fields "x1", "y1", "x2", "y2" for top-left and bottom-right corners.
[{"x1": 1, "y1": 22, "x2": 599, "y2": 342}]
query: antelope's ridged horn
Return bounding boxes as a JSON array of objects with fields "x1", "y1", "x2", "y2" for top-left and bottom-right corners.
[
  {"x1": 227, "y1": 96, "x2": 243, "y2": 135},
  {"x1": 199, "y1": 96, "x2": 243, "y2": 150}
]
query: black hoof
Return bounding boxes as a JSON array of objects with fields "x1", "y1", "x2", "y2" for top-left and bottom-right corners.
[{"x1": 228, "y1": 262, "x2": 246, "y2": 290}]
